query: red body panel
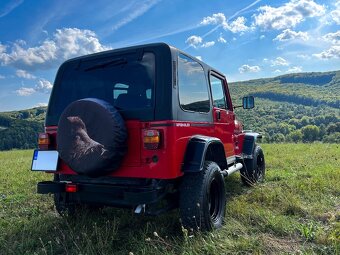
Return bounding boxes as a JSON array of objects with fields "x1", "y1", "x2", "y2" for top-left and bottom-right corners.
[
  {"x1": 46, "y1": 119, "x2": 245, "y2": 180},
  {"x1": 212, "y1": 107, "x2": 235, "y2": 157}
]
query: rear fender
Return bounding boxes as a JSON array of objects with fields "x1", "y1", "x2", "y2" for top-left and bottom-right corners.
[{"x1": 182, "y1": 135, "x2": 227, "y2": 173}]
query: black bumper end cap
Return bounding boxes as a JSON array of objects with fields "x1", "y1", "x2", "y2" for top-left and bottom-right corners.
[{"x1": 37, "y1": 181, "x2": 64, "y2": 194}]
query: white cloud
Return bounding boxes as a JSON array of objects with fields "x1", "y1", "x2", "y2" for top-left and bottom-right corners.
[
  {"x1": 323, "y1": 31, "x2": 340, "y2": 44},
  {"x1": 15, "y1": 78, "x2": 53, "y2": 96},
  {"x1": 201, "y1": 41, "x2": 215, "y2": 48},
  {"x1": 112, "y1": 0, "x2": 160, "y2": 31},
  {"x1": 274, "y1": 29, "x2": 309, "y2": 41},
  {"x1": 0, "y1": 43, "x2": 6, "y2": 53},
  {"x1": 260, "y1": 35, "x2": 265, "y2": 39},
  {"x1": 271, "y1": 57, "x2": 289, "y2": 66},
  {"x1": 185, "y1": 36, "x2": 215, "y2": 48},
  {"x1": 0, "y1": 74, "x2": 5, "y2": 79},
  {"x1": 35, "y1": 103, "x2": 48, "y2": 107},
  {"x1": 331, "y1": 10, "x2": 340, "y2": 24},
  {"x1": 313, "y1": 46, "x2": 340, "y2": 59},
  {"x1": 16, "y1": 69, "x2": 36, "y2": 79},
  {"x1": 253, "y1": 0, "x2": 325, "y2": 30},
  {"x1": 287, "y1": 66, "x2": 302, "y2": 73},
  {"x1": 185, "y1": 35, "x2": 203, "y2": 48},
  {"x1": 273, "y1": 69, "x2": 282, "y2": 73},
  {"x1": 297, "y1": 54, "x2": 311, "y2": 60},
  {"x1": 16, "y1": 87, "x2": 36, "y2": 96},
  {"x1": 227, "y1": 16, "x2": 250, "y2": 33},
  {"x1": 200, "y1": 13, "x2": 226, "y2": 26},
  {"x1": 238, "y1": 64, "x2": 261, "y2": 73},
  {"x1": 218, "y1": 35, "x2": 227, "y2": 43},
  {"x1": 0, "y1": 0, "x2": 24, "y2": 18},
  {"x1": 330, "y1": 1, "x2": 340, "y2": 24},
  {"x1": 0, "y1": 28, "x2": 110, "y2": 71},
  {"x1": 36, "y1": 79, "x2": 53, "y2": 93},
  {"x1": 200, "y1": 13, "x2": 250, "y2": 33}
]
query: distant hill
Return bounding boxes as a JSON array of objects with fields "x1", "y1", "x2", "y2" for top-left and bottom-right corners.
[
  {"x1": 231, "y1": 70, "x2": 339, "y2": 108},
  {"x1": 0, "y1": 70, "x2": 339, "y2": 150},
  {"x1": 0, "y1": 107, "x2": 46, "y2": 150},
  {"x1": 230, "y1": 70, "x2": 340, "y2": 143}
]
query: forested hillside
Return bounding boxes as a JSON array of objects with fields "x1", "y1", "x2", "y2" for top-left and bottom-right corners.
[
  {"x1": 230, "y1": 70, "x2": 340, "y2": 143},
  {"x1": 0, "y1": 70, "x2": 339, "y2": 150},
  {"x1": 0, "y1": 107, "x2": 46, "y2": 150}
]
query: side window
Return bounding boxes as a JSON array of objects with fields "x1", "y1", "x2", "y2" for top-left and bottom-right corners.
[
  {"x1": 210, "y1": 75, "x2": 227, "y2": 109},
  {"x1": 178, "y1": 54, "x2": 210, "y2": 113}
]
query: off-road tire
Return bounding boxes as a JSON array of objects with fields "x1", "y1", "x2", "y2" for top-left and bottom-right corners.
[
  {"x1": 240, "y1": 145, "x2": 265, "y2": 186},
  {"x1": 179, "y1": 161, "x2": 226, "y2": 231}
]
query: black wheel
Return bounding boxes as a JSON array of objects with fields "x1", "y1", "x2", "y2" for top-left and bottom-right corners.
[
  {"x1": 53, "y1": 174, "x2": 76, "y2": 216},
  {"x1": 240, "y1": 145, "x2": 265, "y2": 186},
  {"x1": 179, "y1": 161, "x2": 226, "y2": 231},
  {"x1": 54, "y1": 193, "x2": 76, "y2": 216}
]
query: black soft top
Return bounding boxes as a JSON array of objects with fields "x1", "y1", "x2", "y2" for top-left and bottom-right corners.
[{"x1": 45, "y1": 43, "x2": 225, "y2": 126}]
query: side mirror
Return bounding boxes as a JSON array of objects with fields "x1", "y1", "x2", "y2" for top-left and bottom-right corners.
[{"x1": 242, "y1": 96, "x2": 254, "y2": 109}]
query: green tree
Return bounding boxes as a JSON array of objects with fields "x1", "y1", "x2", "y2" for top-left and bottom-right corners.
[
  {"x1": 278, "y1": 123, "x2": 296, "y2": 135},
  {"x1": 272, "y1": 133, "x2": 285, "y2": 143},
  {"x1": 287, "y1": 130, "x2": 303, "y2": 142},
  {"x1": 323, "y1": 132, "x2": 340, "y2": 143},
  {"x1": 301, "y1": 116, "x2": 310, "y2": 126},
  {"x1": 301, "y1": 125, "x2": 320, "y2": 142},
  {"x1": 326, "y1": 122, "x2": 340, "y2": 134}
]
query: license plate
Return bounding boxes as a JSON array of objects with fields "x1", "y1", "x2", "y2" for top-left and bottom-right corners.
[{"x1": 31, "y1": 150, "x2": 59, "y2": 171}]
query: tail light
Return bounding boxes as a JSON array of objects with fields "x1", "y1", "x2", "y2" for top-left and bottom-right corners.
[
  {"x1": 143, "y1": 129, "x2": 160, "y2": 150},
  {"x1": 65, "y1": 183, "x2": 78, "y2": 193},
  {"x1": 38, "y1": 133, "x2": 50, "y2": 149}
]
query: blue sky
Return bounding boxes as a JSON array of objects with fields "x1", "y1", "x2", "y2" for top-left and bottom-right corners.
[{"x1": 0, "y1": 0, "x2": 339, "y2": 111}]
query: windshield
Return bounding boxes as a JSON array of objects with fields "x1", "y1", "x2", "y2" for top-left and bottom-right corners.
[{"x1": 47, "y1": 52, "x2": 155, "y2": 124}]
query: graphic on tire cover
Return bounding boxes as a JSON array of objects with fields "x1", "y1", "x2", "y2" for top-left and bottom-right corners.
[
  {"x1": 57, "y1": 98, "x2": 127, "y2": 177},
  {"x1": 66, "y1": 115, "x2": 107, "y2": 159}
]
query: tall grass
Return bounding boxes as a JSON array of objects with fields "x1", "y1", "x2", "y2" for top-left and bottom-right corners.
[{"x1": 0, "y1": 144, "x2": 339, "y2": 254}]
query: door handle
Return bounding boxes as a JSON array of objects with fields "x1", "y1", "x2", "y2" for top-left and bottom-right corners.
[{"x1": 216, "y1": 110, "x2": 221, "y2": 120}]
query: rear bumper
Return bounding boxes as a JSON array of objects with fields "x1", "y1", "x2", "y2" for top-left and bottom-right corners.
[{"x1": 37, "y1": 181, "x2": 166, "y2": 207}]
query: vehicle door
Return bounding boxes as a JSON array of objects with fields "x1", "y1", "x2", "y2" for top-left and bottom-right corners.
[{"x1": 209, "y1": 72, "x2": 236, "y2": 162}]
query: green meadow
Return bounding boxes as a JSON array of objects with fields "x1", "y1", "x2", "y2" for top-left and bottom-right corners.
[{"x1": 0, "y1": 144, "x2": 339, "y2": 254}]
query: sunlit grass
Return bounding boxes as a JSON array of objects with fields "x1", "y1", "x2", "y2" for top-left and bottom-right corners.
[{"x1": 0, "y1": 144, "x2": 339, "y2": 254}]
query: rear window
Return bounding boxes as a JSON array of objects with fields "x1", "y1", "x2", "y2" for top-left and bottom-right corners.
[{"x1": 47, "y1": 52, "x2": 155, "y2": 123}]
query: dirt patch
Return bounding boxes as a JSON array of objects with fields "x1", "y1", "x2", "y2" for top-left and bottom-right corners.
[
  {"x1": 316, "y1": 205, "x2": 340, "y2": 223},
  {"x1": 260, "y1": 234, "x2": 303, "y2": 254}
]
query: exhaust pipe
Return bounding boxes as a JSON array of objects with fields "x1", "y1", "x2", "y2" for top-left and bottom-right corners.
[
  {"x1": 221, "y1": 163, "x2": 243, "y2": 176},
  {"x1": 134, "y1": 204, "x2": 146, "y2": 214}
]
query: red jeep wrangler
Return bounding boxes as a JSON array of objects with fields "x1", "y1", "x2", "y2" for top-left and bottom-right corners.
[{"x1": 32, "y1": 43, "x2": 265, "y2": 231}]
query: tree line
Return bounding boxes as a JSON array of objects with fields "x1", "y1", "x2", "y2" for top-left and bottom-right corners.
[{"x1": 0, "y1": 117, "x2": 44, "y2": 150}]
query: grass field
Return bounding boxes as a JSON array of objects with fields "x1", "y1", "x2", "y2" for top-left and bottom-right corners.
[{"x1": 0, "y1": 144, "x2": 339, "y2": 255}]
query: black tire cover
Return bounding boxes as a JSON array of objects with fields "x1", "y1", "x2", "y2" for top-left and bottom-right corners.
[{"x1": 57, "y1": 98, "x2": 127, "y2": 177}]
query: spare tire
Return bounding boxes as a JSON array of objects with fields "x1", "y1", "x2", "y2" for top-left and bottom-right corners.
[{"x1": 57, "y1": 98, "x2": 127, "y2": 177}]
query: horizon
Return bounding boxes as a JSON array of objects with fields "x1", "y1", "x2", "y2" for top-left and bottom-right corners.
[
  {"x1": 0, "y1": 68, "x2": 338, "y2": 113},
  {"x1": 0, "y1": 0, "x2": 339, "y2": 111}
]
